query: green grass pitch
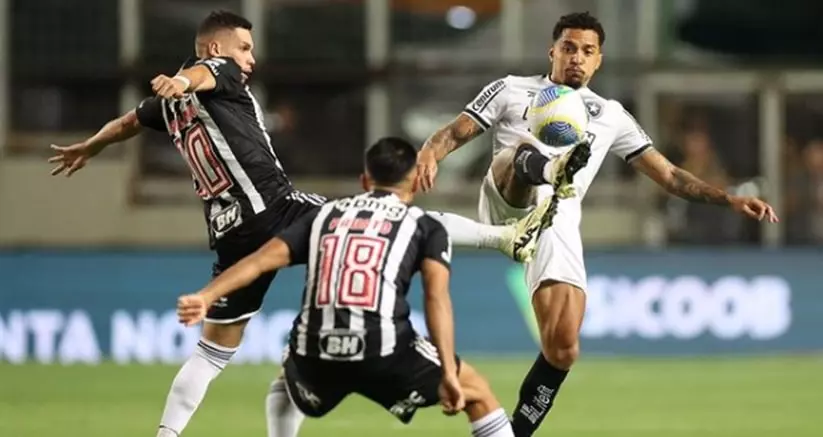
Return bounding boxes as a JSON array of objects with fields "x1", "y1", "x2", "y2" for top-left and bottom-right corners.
[{"x1": 1, "y1": 356, "x2": 820, "y2": 436}]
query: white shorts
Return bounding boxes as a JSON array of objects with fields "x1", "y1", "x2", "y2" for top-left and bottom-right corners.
[{"x1": 477, "y1": 168, "x2": 587, "y2": 294}]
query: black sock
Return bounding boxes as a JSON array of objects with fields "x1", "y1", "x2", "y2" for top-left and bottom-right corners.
[
  {"x1": 513, "y1": 144, "x2": 550, "y2": 186},
  {"x1": 510, "y1": 353, "x2": 569, "y2": 437}
]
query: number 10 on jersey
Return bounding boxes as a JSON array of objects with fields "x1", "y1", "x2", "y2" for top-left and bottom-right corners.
[{"x1": 316, "y1": 234, "x2": 389, "y2": 311}]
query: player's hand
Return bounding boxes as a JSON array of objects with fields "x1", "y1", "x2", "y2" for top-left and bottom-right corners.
[
  {"x1": 48, "y1": 143, "x2": 96, "y2": 177},
  {"x1": 729, "y1": 196, "x2": 779, "y2": 223},
  {"x1": 416, "y1": 148, "x2": 439, "y2": 193},
  {"x1": 438, "y1": 373, "x2": 465, "y2": 416},
  {"x1": 151, "y1": 74, "x2": 188, "y2": 99},
  {"x1": 177, "y1": 293, "x2": 209, "y2": 327}
]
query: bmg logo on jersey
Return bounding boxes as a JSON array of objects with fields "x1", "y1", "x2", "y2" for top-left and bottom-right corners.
[
  {"x1": 334, "y1": 198, "x2": 407, "y2": 221},
  {"x1": 319, "y1": 331, "x2": 365, "y2": 358}
]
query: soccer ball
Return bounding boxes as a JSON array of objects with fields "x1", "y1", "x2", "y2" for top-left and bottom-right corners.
[{"x1": 526, "y1": 84, "x2": 589, "y2": 147}]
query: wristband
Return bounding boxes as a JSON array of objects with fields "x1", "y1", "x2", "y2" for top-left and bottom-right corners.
[{"x1": 173, "y1": 75, "x2": 192, "y2": 91}]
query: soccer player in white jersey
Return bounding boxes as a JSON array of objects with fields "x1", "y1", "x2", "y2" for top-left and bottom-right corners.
[{"x1": 417, "y1": 11, "x2": 779, "y2": 437}]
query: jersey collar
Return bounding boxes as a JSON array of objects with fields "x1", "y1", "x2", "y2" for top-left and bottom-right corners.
[{"x1": 369, "y1": 189, "x2": 399, "y2": 200}]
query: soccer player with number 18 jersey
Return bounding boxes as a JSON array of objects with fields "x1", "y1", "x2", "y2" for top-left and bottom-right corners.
[{"x1": 178, "y1": 137, "x2": 517, "y2": 437}]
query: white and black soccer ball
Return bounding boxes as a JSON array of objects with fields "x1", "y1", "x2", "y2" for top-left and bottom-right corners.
[{"x1": 526, "y1": 84, "x2": 589, "y2": 147}]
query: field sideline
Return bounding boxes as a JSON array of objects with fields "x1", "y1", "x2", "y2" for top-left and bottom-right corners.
[{"x1": 1, "y1": 355, "x2": 819, "y2": 437}]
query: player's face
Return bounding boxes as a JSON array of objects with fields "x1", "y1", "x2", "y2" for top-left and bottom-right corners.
[
  {"x1": 549, "y1": 28, "x2": 602, "y2": 89},
  {"x1": 211, "y1": 28, "x2": 256, "y2": 82}
]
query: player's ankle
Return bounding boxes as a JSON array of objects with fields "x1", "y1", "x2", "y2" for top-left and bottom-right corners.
[
  {"x1": 469, "y1": 407, "x2": 511, "y2": 437},
  {"x1": 156, "y1": 426, "x2": 180, "y2": 437},
  {"x1": 513, "y1": 144, "x2": 550, "y2": 186}
]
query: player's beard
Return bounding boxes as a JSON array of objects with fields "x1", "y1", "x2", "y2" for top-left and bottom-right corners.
[{"x1": 562, "y1": 71, "x2": 586, "y2": 89}]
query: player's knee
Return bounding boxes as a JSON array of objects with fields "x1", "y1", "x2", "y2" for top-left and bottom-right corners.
[
  {"x1": 490, "y1": 148, "x2": 536, "y2": 208},
  {"x1": 538, "y1": 312, "x2": 581, "y2": 369},
  {"x1": 541, "y1": 341, "x2": 579, "y2": 370},
  {"x1": 532, "y1": 281, "x2": 585, "y2": 369}
]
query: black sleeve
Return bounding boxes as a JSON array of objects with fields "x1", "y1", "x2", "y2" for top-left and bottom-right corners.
[
  {"x1": 194, "y1": 56, "x2": 244, "y2": 96},
  {"x1": 418, "y1": 215, "x2": 452, "y2": 270},
  {"x1": 277, "y1": 207, "x2": 322, "y2": 266},
  {"x1": 134, "y1": 97, "x2": 166, "y2": 132}
]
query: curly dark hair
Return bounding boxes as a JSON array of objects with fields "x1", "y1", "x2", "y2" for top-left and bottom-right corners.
[{"x1": 552, "y1": 11, "x2": 605, "y2": 46}]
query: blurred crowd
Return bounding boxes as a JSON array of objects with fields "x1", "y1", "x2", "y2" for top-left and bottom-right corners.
[
  {"x1": 656, "y1": 96, "x2": 823, "y2": 246},
  {"x1": 6, "y1": 0, "x2": 823, "y2": 246}
]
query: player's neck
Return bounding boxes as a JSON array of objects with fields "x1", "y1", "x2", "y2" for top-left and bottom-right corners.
[{"x1": 370, "y1": 186, "x2": 412, "y2": 204}]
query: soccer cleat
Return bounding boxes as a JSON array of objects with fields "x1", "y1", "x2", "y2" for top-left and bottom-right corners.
[
  {"x1": 501, "y1": 196, "x2": 556, "y2": 263},
  {"x1": 546, "y1": 141, "x2": 592, "y2": 199}
]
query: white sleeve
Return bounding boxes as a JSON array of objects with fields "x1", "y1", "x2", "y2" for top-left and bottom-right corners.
[
  {"x1": 462, "y1": 77, "x2": 509, "y2": 130},
  {"x1": 610, "y1": 104, "x2": 653, "y2": 162}
]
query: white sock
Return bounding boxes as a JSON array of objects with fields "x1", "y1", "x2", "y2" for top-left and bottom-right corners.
[
  {"x1": 156, "y1": 338, "x2": 238, "y2": 437},
  {"x1": 471, "y1": 408, "x2": 515, "y2": 437},
  {"x1": 266, "y1": 377, "x2": 305, "y2": 437},
  {"x1": 427, "y1": 211, "x2": 507, "y2": 250}
]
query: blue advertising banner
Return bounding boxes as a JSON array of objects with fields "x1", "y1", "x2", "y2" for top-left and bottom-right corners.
[{"x1": 1, "y1": 249, "x2": 821, "y2": 364}]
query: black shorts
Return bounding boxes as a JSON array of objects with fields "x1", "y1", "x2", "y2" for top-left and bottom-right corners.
[
  {"x1": 282, "y1": 336, "x2": 461, "y2": 424},
  {"x1": 205, "y1": 191, "x2": 323, "y2": 323}
]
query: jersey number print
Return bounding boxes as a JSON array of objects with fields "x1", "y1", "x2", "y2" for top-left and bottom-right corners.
[
  {"x1": 179, "y1": 121, "x2": 233, "y2": 197},
  {"x1": 316, "y1": 234, "x2": 389, "y2": 312}
]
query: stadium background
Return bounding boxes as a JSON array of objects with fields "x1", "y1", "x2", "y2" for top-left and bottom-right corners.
[{"x1": 0, "y1": 0, "x2": 820, "y2": 436}]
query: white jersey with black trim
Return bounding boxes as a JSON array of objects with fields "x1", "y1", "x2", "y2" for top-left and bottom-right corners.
[{"x1": 463, "y1": 74, "x2": 653, "y2": 199}]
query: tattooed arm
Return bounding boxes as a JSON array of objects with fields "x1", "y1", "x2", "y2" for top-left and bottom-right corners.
[
  {"x1": 421, "y1": 113, "x2": 485, "y2": 161},
  {"x1": 632, "y1": 147, "x2": 730, "y2": 204},
  {"x1": 417, "y1": 113, "x2": 485, "y2": 191},
  {"x1": 632, "y1": 147, "x2": 779, "y2": 221}
]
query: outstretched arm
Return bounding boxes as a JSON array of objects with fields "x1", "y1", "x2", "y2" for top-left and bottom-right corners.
[
  {"x1": 417, "y1": 113, "x2": 484, "y2": 191},
  {"x1": 199, "y1": 237, "x2": 292, "y2": 304},
  {"x1": 417, "y1": 77, "x2": 509, "y2": 191},
  {"x1": 177, "y1": 206, "x2": 320, "y2": 326},
  {"x1": 631, "y1": 147, "x2": 779, "y2": 221},
  {"x1": 49, "y1": 110, "x2": 143, "y2": 176},
  {"x1": 177, "y1": 237, "x2": 292, "y2": 326},
  {"x1": 421, "y1": 113, "x2": 485, "y2": 161}
]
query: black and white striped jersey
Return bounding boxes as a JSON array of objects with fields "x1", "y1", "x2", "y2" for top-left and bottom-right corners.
[
  {"x1": 277, "y1": 190, "x2": 452, "y2": 361},
  {"x1": 136, "y1": 56, "x2": 314, "y2": 244}
]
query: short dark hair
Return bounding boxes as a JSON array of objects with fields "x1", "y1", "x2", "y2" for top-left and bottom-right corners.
[
  {"x1": 552, "y1": 11, "x2": 605, "y2": 46},
  {"x1": 365, "y1": 137, "x2": 418, "y2": 186},
  {"x1": 197, "y1": 10, "x2": 252, "y2": 37}
]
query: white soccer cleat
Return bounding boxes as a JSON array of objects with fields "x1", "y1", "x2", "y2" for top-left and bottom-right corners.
[
  {"x1": 545, "y1": 141, "x2": 592, "y2": 199},
  {"x1": 500, "y1": 196, "x2": 557, "y2": 263}
]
